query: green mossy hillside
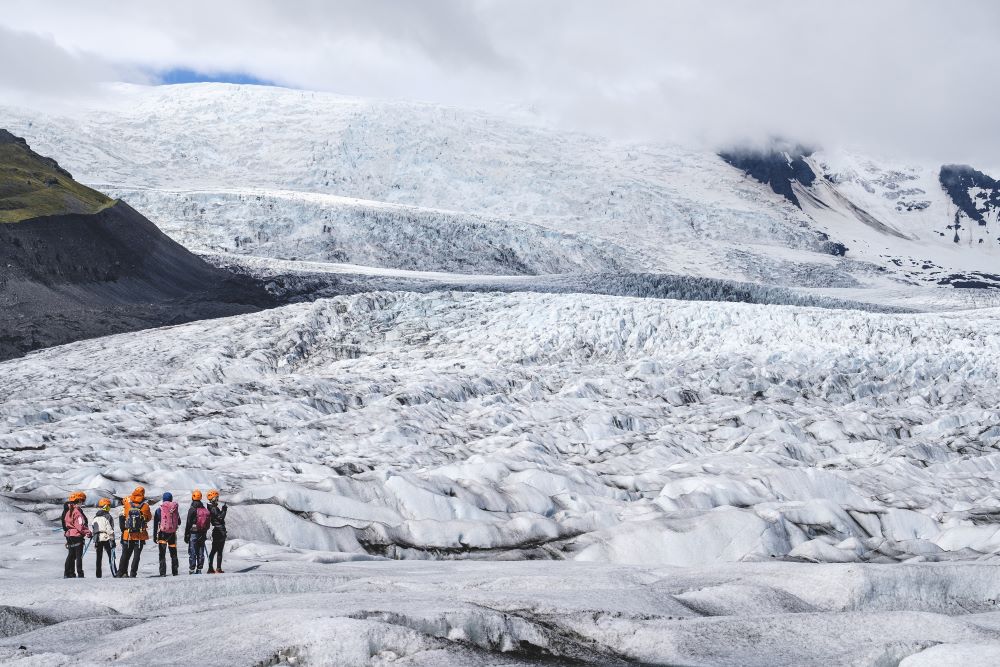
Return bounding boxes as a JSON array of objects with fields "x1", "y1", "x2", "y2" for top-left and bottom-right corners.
[{"x1": 0, "y1": 129, "x2": 114, "y2": 223}]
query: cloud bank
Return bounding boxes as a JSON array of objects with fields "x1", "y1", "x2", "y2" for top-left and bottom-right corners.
[{"x1": 2, "y1": 0, "x2": 998, "y2": 163}]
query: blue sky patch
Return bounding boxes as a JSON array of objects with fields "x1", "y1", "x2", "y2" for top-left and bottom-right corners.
[{"x1": 157, "y1": 68, "x2": 278, "y2": 87}]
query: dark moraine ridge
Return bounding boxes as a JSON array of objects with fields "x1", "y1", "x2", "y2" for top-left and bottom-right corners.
[{"x1": 0, "y1": 132, "x2": 274, "y2": 361}]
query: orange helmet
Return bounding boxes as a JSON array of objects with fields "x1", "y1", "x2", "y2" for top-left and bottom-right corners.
[
  {"x1": 98, "y1": 498, "x2": 112, "y2": 509},
  {"x1": 207, "y1": 489, "x2": 219, "y2": 502},
  {"x1": 68, "y1": 491, "x2": 86, "y2": 503},
  {"x1": 191, "y1": 489, "x2": 203, "y2": 501}
]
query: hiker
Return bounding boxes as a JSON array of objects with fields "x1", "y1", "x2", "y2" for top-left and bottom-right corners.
[
  {"x1": 207, "y1": 489, "x2": 228, "y2": 574},
  {"x1": 92, "y1": 498, "x2": 117, "y2": 578},
  {"x1": 184, "y1": 489, "x2": 211, "y2": 574},
  {"x1": 117, "y1": 486, "x2": 152, "y2": 578},
  {"x1": 153, "y1": 491, "x2": 182, "y2": 577},
  {"x1": 62, "y1": 491, "x2": 92, "y2": 578}
]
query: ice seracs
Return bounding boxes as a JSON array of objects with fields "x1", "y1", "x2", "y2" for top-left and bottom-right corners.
[{"x1": 3, "y1": 291, "x2": 1000, "y2": 565}]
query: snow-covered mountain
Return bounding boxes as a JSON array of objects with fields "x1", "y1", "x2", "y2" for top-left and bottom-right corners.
[
  {"x1": 5, "y1": 83, "x2": 997, "y2": 292},
  {"x1": 724, "y1": 143, "x2": 1000, "y2": 288}
]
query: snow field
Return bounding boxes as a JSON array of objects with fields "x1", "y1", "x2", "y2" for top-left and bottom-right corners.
[
  {"x1": 3, "y1": 517, "x2": 1000, "y2": 667},
  {"x1": 3, "y1": 291, "x2": 1000, "y2": 567}
]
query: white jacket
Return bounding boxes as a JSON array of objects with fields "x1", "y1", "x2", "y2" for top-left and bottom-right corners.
[{"x1": 92, "y1": 513, "x2": 115, "y2": 542}]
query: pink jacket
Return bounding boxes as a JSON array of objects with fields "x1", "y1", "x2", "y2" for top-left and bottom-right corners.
[{"x1": 63, "y1": 503, "x2": 92, "y2": 538}]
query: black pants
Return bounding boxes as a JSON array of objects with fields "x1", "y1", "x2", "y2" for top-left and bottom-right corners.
[
  {"x1": 188, "y1": 532, "x2": 206, "y2": 572},
  {"x1": 64, "y1": 536, "x2": 85, "y2": 578},
  {"x1": 158, "y1": 532, "x2": 179, "y2": 576},
  {"x1": 208, "y1": 529, "x2": 226, "y2": 571},
  {"x1": 95, "y1": 541, "x2": 116, "y2": 578},
  {"x1": 117, "y1": 540, "x2": 144, "y2": 577}
]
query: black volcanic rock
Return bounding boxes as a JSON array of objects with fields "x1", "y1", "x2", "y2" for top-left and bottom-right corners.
[
  {"x1": 719, "y1": 143, "x2": 817, "y2": 208},
  {"x1": 0, "y1": 129, "x2": 25, "y2": 145},
  {"x1": 0, "y1": 131, "x2": 274, "y2": 361},
  {"x1": 939, "y1": 164, "x2": 1000, "y2": 225}
]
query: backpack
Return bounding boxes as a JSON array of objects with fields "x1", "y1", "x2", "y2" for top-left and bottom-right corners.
[
  {"x1": 194, "y1": 506, "x2": 211, "y2": 532},
  {"x1": 159, "y1": 501, "x2": 179, "y2": 533},
  {"x1": 125, "y1": 502, "x2": 147, "y2": 534}
]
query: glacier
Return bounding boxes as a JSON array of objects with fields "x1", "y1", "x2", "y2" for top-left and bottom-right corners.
[
  {"x1": 4, "y1": 291, "x2": 1000, "y2": 565},
  {"x1": 8, "y1": 82, "x2": 994, "y2": 289},
  {"x1": 5, "y1": 82, "x2": 1000, "y2": 664},
  {"x1": 3, "y1": 292, "x2": 1000, "y2": 663}
]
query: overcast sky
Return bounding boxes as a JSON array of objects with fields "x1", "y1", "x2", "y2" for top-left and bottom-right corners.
[{"x1": 2, "y1": 0, "x2": 998, "y2": 163}]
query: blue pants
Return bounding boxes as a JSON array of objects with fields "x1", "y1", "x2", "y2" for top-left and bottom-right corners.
[{"x1": 188, "y1": 532, "x2": 206, "y2": 571}]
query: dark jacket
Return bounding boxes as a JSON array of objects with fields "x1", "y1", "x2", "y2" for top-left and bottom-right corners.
[
  {"x1": 209, "y1": 501, "x2": 228, "y2": 536},
  {"x1": 184, "y1": 500, "x2": 206, "y2": 541},
  {"x1": 209, "y1": 502, "x2": 227, "y2": 527}
]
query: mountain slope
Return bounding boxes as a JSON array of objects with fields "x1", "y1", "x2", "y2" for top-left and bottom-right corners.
[
  {"x1": 4, "y1": 83, "x2": 998, "y2": 297},
  {"x1": 0, "y1": 84, "x2": 862, "y2": 287},
  {"x1": 721, "y1": 144, "x2": 1000, "y2": 288},
  {"x1": 0, "y1": 129, "x2": 112, "y2": 223},
  {"x1": 0, "y1": 130, "x2": 273, "y2": 360}
]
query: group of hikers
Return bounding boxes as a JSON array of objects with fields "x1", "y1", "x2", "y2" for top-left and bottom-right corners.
[{"x1": 61, "y1": 486, "x2": 228, "y2": 579}]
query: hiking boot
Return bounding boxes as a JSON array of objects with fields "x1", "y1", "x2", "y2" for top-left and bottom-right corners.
[
  {"x1": 189, "y1": 569, "x2": 195, "y2": 575},
  {"x1": 216, "y1": 569, "x2": 224, "y2": 574},
  {"x1": 195, "y1": 569, "x2": 202, "y2": 574},
  {"x1": 207, "y1": 568, "x2": 215, "y2": 574}
]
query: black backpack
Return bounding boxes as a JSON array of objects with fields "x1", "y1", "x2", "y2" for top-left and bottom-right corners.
[{"x1": 125, "y1": 503, "x2": 146, "y2": 534}]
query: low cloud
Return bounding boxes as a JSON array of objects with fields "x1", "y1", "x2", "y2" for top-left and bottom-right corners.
[
  {"x1": 2, "y1": 0, "x2": 998, "y2": 165},
  {"x1": 0, "y1": 26, "x2": 114, "y2": 96}
]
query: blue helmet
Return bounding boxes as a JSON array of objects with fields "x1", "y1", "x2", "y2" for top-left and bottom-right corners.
[{"x1": 162, "y1": 491, "x2": 173, "y2": 502}]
